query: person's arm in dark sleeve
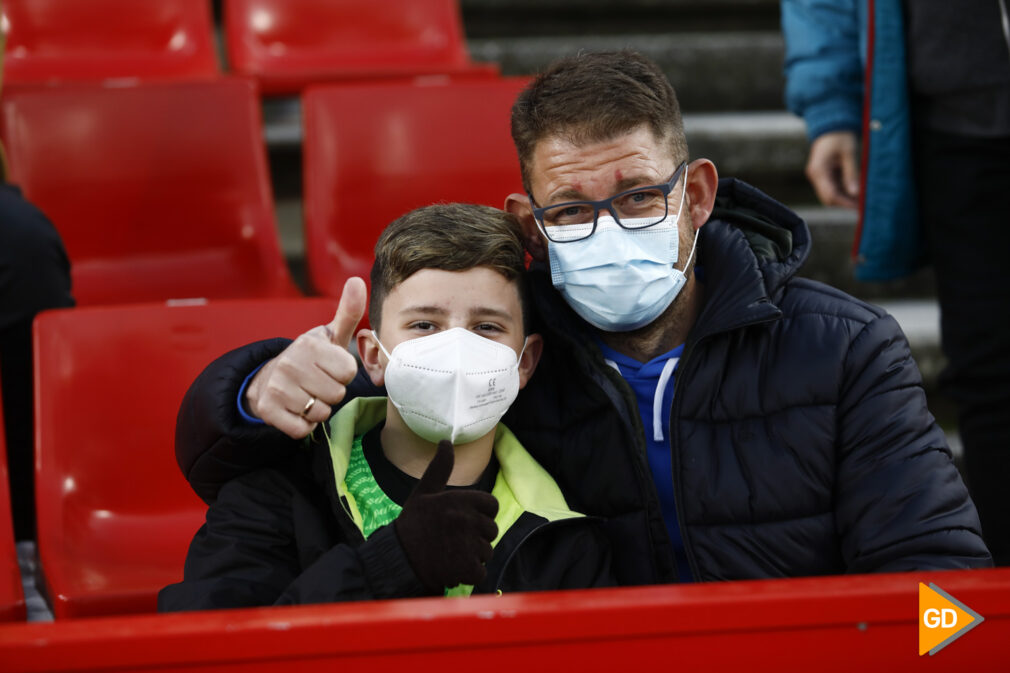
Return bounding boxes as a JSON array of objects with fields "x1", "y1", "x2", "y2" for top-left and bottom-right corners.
[
  {"x1": 835, "y1": 314, "x2": 992, "y2": 572},
  {"x1": 175, "y1": 338, "x2": 382, "y2": 504},
  {"x1": 175, "y1": 338, "x2": 299, "y2": 504},
  {"x1": 781, "y1": 0, "x2": 864, "y2": 140}
]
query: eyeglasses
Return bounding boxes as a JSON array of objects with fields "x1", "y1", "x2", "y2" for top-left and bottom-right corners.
[{"x1": 529, "y1": 161, "x2": 688, "y2": 243}]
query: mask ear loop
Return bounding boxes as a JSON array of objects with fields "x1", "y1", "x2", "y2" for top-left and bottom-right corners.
[
  {"x1": 371, "y1": 331, "x2": 392, "y2": 360},
  {"x1": 516, "y1": 336, "x2": 529, "y2": 367},
  {"x1": 679, "y1": 222, "x2": 701, "y2": 273},
  {"x1": 674, "y1": 164, "x2": 699, "y2": 272},
  {"x1": 672, "y1": 163, "x2": 689, "y2": 225}
]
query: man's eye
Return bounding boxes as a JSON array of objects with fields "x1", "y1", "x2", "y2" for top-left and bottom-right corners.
[
  {"x1": 620, "y1": 190, "x2": 659, "y2": 207},
  {"x1": 410, "y1": 321, "x2": 435, "y2": 331},
  {"x1": 546, "y1": 204, "x2": 594, "y2": 226},
  {"x1": 474, "y1": 323, "x2": 502, "y2": 333}
]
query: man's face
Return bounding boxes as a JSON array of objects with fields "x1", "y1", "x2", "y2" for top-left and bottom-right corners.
[{"x1": 523, "y1": 125, "x2": 694, "y2": 264}]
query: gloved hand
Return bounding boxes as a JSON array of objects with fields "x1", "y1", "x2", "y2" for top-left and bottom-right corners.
[{"x1": 393, "y1": 440, "x2": 499, "y2": 593}]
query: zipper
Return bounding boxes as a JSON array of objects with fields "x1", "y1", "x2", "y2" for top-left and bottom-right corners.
[
  {"x1": 491, "y1": 516, "x2": 604, "y2": 592},
  {"x1": 853, "y1": 0, "x2": 876, "y2": 266},
  {"x1": 668, "y1": 311, "x2": 781, "y2": 582},
  {"x1": 312, "y1": 425, "x2": 367, "y2": 544},
  {"x1": 1000, "y1": 0, "x2": 1010, "y2": 65},
  {"x1": 595, "y1": 356, "x2": 676, "y2": 583}
]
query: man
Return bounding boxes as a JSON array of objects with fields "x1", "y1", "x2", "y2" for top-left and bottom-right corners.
[{"x1": 176, "y1": 50, "x2": 990, "y2": 585}]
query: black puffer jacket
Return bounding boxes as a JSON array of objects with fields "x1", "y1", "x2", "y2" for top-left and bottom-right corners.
[
  {"x1": 176, "y1": 179, "x2": 991, "y2": 585},
  {"x1": 162, "y1": 399, "x2": 612, "y2": 611}
]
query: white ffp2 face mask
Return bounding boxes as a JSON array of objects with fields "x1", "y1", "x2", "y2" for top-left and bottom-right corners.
[{"x1": 373, "y1": 327, "x2": 525, "y2": 444}]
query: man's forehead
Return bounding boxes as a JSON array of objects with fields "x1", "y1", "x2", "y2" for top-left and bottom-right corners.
[
  {"x1": 532, "y1": 127, "x2": 670, "y2": 168},
  {"x1": 529, "y1": 127, "x2": 676, "y2": 195}
]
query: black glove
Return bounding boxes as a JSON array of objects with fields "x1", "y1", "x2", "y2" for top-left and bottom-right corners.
[{"x1": 393, "y1": 440, "x2": 499, "y2": 593}]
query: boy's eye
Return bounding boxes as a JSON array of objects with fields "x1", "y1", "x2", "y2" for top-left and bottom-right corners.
[
  {"x1": 410, "y1": 321, "x2": 436, "y2": 331},
  {"x1": 474, "y1": 323, "x2": 503, "y2": 334}
]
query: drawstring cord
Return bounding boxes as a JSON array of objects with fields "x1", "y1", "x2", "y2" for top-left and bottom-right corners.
[{"x1": 1000, "y1": 0, "x2": 1010, "y2": 65}]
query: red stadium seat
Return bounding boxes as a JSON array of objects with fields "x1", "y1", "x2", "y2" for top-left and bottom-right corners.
[
  {"x1": 0, "y1": 79, "x2": 300, "y2": 305},
  {"x1": 301, "y1": 76, "x2": 529, "y2": 300},
  {"x1": 0, "y1": 0, "x2": 219, "y2": 89},
  {"x1": 32, "y1": 298, "x2": 337, "y2": 619},
  {"x1": 223, "y1": 0, "x2": 498, "y2": 95},
  {"x1": 0, "y1": 382, "x2": 26, "y2": 622}
]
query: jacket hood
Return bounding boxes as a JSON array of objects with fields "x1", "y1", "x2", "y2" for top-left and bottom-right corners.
[
  {"x1": 707, "y1": 177, "x2": 811, "y2": 299},
  {"x1": 683, "y1": 178, "x2": 811, "y2": 343}
]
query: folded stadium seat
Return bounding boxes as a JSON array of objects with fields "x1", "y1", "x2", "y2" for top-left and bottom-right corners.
[
  {"x1": 223, "y1": 0, "x2": 499, "y2": 96},
  {"x1": 301, "y1": 76, "x2": 529, "y2": 300},
  {"x1": 0, "y1": 0, "x2": 219, "y2": 89},
  {"x1": 0, "y1": 78, "x2": 301, "y2": 305},
  {"x1": 0, "y1": 383, "x2": 27, "y2": 622},
  {"x1": 32, "y1": 298, "x2": 338, "y2": 619}
]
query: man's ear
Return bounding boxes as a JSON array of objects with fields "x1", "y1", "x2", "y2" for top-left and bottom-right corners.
[
  {"x1": 685, "y1": 158, "x2": 719, "y2": 231},
  {"x1": 516, "y1": 333, "x2": 543, "y2": 389},
  {"x1": 356, "y1": 328, "x2": 385, "y2": 387},
  {"x1": 505, "y1": 193, "x2": 548, "y2": 262}
]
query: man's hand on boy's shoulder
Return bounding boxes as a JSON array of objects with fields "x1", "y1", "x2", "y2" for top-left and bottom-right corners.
[{"x1": 246, "y1": 278, "x2": 367, "y2": 439}]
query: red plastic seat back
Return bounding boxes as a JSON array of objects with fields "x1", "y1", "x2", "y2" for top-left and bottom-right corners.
[
  {"x1": 224, "y1": 0, "x2": 497, "y2": 95},
  {"x1": 0, "y1": 381, "x2": 27, "y2": 622},
  {"x1": 0, "y1": 0, "x2": 219, "y2": 88},
  {"x1": 0, "y1": 79, "x2": 299, "y2": 305},
  {"x1": 32, "y1": 298, "x2": 338, "y2": 619},
  {"x1": 302, "y1": 77, "x2": 529, "y2": 300},
  {"x1": 4, "y1": 569, "x2": 1010, "y2": 670}
]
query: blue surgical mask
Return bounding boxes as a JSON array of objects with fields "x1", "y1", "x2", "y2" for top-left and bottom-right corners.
[{"x1": 546, "y1": 170, "x2": 697, "y2": 332}]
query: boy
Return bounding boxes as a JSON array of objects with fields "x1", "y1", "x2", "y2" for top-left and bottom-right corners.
[{"x1": 159, "y1": 204, "x2": 612, "y2": 609}]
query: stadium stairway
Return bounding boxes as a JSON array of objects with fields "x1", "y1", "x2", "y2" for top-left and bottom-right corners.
[{"x1": 251, "y1": 0, "x2": 952, "y2": 446}]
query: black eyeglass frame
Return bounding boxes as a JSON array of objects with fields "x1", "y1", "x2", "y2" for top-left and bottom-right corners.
[{"x1": 528, "y1": 161, "x2": 688, "y2": 243}]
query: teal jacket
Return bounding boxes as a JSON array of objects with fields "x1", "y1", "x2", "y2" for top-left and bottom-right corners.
[{"x1": 782, "y1": 0, "x2": 924, "y2": 281}]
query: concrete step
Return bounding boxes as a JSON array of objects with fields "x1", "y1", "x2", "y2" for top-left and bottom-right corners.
[
  {"x1": 460, "y1": 0, "x2": 781, "y2": 36},
  {"x1": 684, "y1": 111, "x2": 810, "y2": 201},
  {"x1": 467, "y1": 31, "x2": 786, "y2": 112},
  {"x1": 795, "y1": 205, "x2": 937, "y2": 301}
]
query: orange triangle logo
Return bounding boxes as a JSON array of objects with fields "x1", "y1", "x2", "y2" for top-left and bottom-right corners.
[{"x1": 918, "y1": 582, "x2": 984, "y2": 655}]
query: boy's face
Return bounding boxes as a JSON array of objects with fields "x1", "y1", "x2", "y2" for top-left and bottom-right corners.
[{"x1": 357, "y1": 266, "x2": 542, "y2": 390}]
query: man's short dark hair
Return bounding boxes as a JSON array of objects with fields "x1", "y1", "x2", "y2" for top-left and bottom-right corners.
[
  {"x1": 511, "y1": 50, "x2": 689, "y2": 191},
  {"x1": 369, "y1": 203, "x2": 531, "y2": 332}
]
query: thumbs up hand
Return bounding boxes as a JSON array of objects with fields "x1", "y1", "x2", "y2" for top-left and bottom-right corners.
[
  {"x1": 394, "y1": 440, "x2": 499, "y2": 593},
  {"x1": 245, "y1": 277, "x2": 367, "y2": 438}
]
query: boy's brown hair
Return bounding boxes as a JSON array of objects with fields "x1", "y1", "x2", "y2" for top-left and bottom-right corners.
[
  {"x1": 511, "y1": 49, "x2": 689, "y2": 191},
  {"x1": 369, "y1": 203, "x2": 531, "y2": 332}
]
